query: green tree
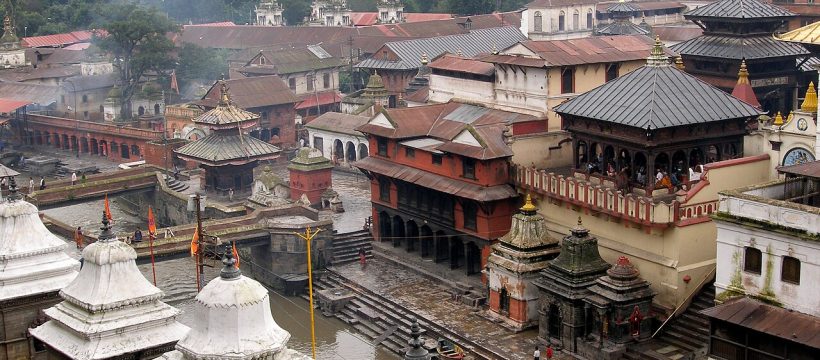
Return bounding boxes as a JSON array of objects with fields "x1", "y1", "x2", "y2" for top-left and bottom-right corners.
[
  {"x1": 176, "y1": 43, "x2": 229, "y2": 88},
  {"x1": 446, "y1": 0, "x2": 497, "y2": 15},
  {"x1": 97, "y1": 4, "x2": 177, "y2": 120},
  {"x1": 282, "y1": 0, "x2": 310, "y2": 25}
]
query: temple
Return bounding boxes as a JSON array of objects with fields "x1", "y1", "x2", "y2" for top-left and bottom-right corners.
[
  {"x1": 30, "y1": 214, "x2": 189, "y2": 359},
  {"x1": 175, "y1": 79, "x2": 281, "y2": 195},
  {"x1": 594, "y1": 1, "x2": 651, "y2": 37},
  {"x1": 0, "y1": 177, "x2": 79, "y2": 359}
]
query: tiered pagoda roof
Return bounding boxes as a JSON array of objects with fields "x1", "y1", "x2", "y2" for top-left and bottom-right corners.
[
  {"x1": 670, "y1": 35, "x2": 809, "y2": 60},
  {"x1": 684, "y1": 0, "x2": 794, "y2": 21},
  {"x1": 555, "y1": 37, "x2": 764, "y2": 130},
  {"x1": 585, "y1": 256, "x2": 656, "y2": 306},
  {"x1": 0, "y1": 178, "x2": 79, "y2": 302},
  {"x1": 31, "y1": 214, "x2": 188, "y2": 360},
  {"x1": 535, "y1": 218, "x2": 611, "y2": 298},
  {"x1": 596, "y1": 1, "x2": 650, "y2": 37}
]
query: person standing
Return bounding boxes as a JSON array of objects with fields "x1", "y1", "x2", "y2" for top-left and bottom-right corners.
[
  {"x1": 29, "y1": 177, "x2": 34, "y2": 193},
  {"x1": 39, "y1": 176, "x2": 46, "y2": 190},
  {"x1": 228, "y1": 188, "x2": 234, "y2": 201},
  {"x1": 358, "y1": 247, "x2": 367, "y2": 270},
  {"x1": 533, "y1": 346, "x2": 540, "y2": 360},
  {"x1": 71, "y1": 172, "x2": 77, "y2": 185},
  {"x1": 133, "y1": 228, "x2": 143, "y2": 243},
  {"x1": 546, "y1": 345, "x2": 553, "y2": 360},
  {"x1": 74, "y1": 227, "x2": 83, "y2": 249}
]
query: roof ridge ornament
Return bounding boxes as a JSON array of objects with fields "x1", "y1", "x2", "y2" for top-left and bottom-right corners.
[
  {"x1": 801, "y1": 81, "x2": 817, "y2": 112},
  {"x1": 675, "y1": 56, "x2": 685, "y2": 70},
  {"x1": 520, "y1": 194, "x2": 537, "y2": 214},
  {"x1": 98, "y1": 211, "x2": 116, "y2": 242},
  {"x1": 646, "y1": 35, "x2": 669, "y2": 67},
  {"x1": 737, "y1": 59, "x2": 750, "y2": 85},
  {"x1": 218, "y1": 75, "x2": 231, "y2": 107},
  {"x1": 773, "y1": 111, "x2": 784, "y2": 126}
]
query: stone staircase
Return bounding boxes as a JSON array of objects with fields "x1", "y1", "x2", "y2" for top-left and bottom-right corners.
[
  {"x1": 331, "y1": 230, "x2": 374, "y2": 265},
  {"x1": 164, "y1": 177, "x2": 189, "y2": 192},
  {"x1": 622, "y1": 285, "x2": 715, "y2": 360}
]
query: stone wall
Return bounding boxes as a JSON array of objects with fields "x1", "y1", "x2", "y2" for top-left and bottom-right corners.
[{"x1": 0, "y1": 293, "x2": 62, "y2": 360}]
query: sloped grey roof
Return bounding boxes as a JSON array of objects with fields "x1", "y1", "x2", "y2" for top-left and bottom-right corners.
[
  {"x1": 670, "y1": 35, "x2": 809, "y2": 60},
  {"x1": 553, "y1": 65, "x2": 764, "y2": 129},
  {"x1": 607, "y1": 2, "x2": 642, "y2": 13},
  {"x1": 175, "y1": 134, "x2": 280, "y2": 165},
  {"x1": 595, "y1": 21, "x2": 651, "y2": 36},
  {"x1": 356, "y1": 27, "x2": 525, "y2": 70},
  {"x1": 684, "y1": 0, "x2": 794, "y2": 19}
]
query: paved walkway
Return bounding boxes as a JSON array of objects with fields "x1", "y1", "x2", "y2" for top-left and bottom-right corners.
[{"x1": 333, "y1": 258, "x2": 572, "y2": 360}]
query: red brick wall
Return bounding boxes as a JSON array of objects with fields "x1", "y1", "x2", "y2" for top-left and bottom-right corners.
[
  {"x1": 487, "y1": 288, "x2": 527, "y2": 322},
  {"x1": 289, "y1": 167, "x2": 332, "y2": 204},
  {"x1": 512, "y1": 120, "x2": 548, "y2": 135}
]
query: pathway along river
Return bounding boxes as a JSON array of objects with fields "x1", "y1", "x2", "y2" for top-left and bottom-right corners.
[{"x1": 43, "y1": 169, "x2": 396, "y2": 359}]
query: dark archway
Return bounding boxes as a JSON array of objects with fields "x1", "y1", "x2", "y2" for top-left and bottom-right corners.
[
  {"x1": 434, "y1": 231, "x2": 448, "y2": 263},
  {"x1": 654, "y1": 152, "x2": 670, "y2": 175},
  {"x1": 548, "y1": 303, "x2": 562, "y2": 340},
  {"x1": 706, "y1": 145, "x2": 720, "y2": 163},
  {"x1": 120, "y1": 143, "x2": 130, "y2": 159},
  {"x1": 689, "y1": 148, "x2": 704, "y2": 168},
  {"x1": 603, "y1": 145, "x2": 615, "y2": 176},
  {"x1": 154, "y1": 103, "x2": 161, "y2": 115},
  {"x1": 62, "y1": 134, "x2": 69, "y2": 150},
  {"x1": 466, "y1": 241, "x2": 481, "y2": 275},
  {"x1": 261, "y1": 128, "x2": 271, "y2": 142},
  {"x1": 576, "y1": 140, "x2": 588, "y2": 169},
  {"x1": 138, "y1": 106, "x2": 145, "y2": 116},
  {"x1": 70, "y1": 135, "x2": 78, "y2": 151},
  {"x1": 633, "y1": 152, "x2": 647, "y2": 184},
  {"x1": 392, "y1": 215, "x2": 405, "y2": 247},
  {"x1": 34, "y1": 130, "x2": 42, "y2": 145},
  {"x1": 672, "y1": 150, "x2": 687, "y2": 175},
  {"x1": 358, "y1": 143, "x2": 368, "y2": 160},
  {"x1": 90, "y1": 139, "x2": 98, "y2": 155},
  {"x1": 346, "y1": 141, "x2": 356, "y2": 162},
  {"x1": 80, "y1": 138, "x2": 89, "y2": 153},
  {"x1": 250, "y1": 130, "x2": 260, "y2": 139},
  {"x1": 333, "y1": 139, "x2": 344, "y2": 162},
  {"x1": 131, "y1": 145, "x2": 140, "y2": 157},
  {"x1": 449, "y1": 236, "x2": 465, "y2": 270},
  {"x1": 405, "y1": 220, "x2": 419, "y2": 253},
  {"x1": 43, "y1": 131, "x2": 51, "y2": 146},
  {"x1": 420, "y1": 225, "x2": 433, "y2": 257},
  {"x1": 379, "y1": 211, "x2": 392, "y2": 242}
]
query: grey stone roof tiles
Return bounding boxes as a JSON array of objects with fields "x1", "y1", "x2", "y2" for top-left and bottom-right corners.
[
  {"x1": 595, "y1": 21, "x2": 651, "y2": 36},
  {"x1": 553, "y1": 64, "x2": 764, "y2": 129},
  {"x1": 684, "y1": 0, "x2": 794, "y2": 19},
  {"x1": 670, "y1": 35, "x2": 809, "y2": 60},
  {"x1": 175, "y1": 134, "x2": 280, "y2": 164}
]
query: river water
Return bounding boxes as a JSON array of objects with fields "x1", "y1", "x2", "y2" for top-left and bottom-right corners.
[{"x1": 44, "y1": 168, "x2": 395, "y2": 359}]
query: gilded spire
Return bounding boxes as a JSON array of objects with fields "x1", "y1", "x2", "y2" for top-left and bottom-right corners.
[
  {"x1": 801, "y1": 82, "x2": 817, "y2": 112},
  {"x1": 675, "y1": 56, "x2": 685, "y2": 70},
  {"x1": 646, "y1": 35, "x2": 669, "y2": 67},
  {"x1": 420, "y1": 52, "x2": 428, "y2": 65},
  {"x1": 218, "y1": 76, "x2": 231, "y2": 106},
  {"x1": 457, "y1": 48, "x2": 463, "y2": 57},
  {"x1": 737, "y1": 59, "x2": 750, "y2": 85},
  {"x1": 773, "y1": 111, "x2": 784, "y2": 126},
  {"x1": 520, "y1": 194, "x2": 536, "y2": 213}
]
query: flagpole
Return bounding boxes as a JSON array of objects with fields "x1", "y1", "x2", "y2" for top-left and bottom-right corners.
[
  {"x1": 149, "y1": 233, "x2": 157, "y2": 286},
  {"x1": 294, "y1": 226, "x2": 321, "y2": 360}
]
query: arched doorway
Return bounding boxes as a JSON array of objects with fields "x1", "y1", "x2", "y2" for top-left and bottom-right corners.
[
  {"x1": 392, "y1": 215, "x2": 405, "y2": 247},
  {"x1": 405, "y1": 220, "x2": 419, "y2": 253},
  {"x1": 689, "y1": 148, "x2": 704, "y2": 168},
  {"x1": 90, "y1": 139, "x2": 98, "y2": 155},
  {"x1": 346, "y1": 141, "x2": 356, "y2": 162},
  {"x1": 548, "y1": 303, "x2": 562, "y2": 341},
  {"x1": 618, "y1": 149, "x2": 631, "y2": 172},
  {"x1": 70, "y1": 135, "x2": 78, "y2": 151},
  {"x1": 465, "y1": 241, "x2": 481, "y2": 275},
  {"x1": 62, "y1": 134, "x2": 69, "y2": 150},
  {"x1": 449, "y1": 236, "x2": 464, "y2": 270},
  {"x1": 120, "y1": 143, "x2": 130, "y2": 159},
  {"x1": 358, "y1": 143, "x2": 368, "y2": 160},
  {"x1": 603, "y1": 145, "x2": 615, "y2": 175},
  {"x1": 654, "y1": 153, "x2": 670, "y2": 176},
  {"x1": 434, "y1": 231, "x2": 448, "y2": 263},
  {"x1": 672, "y1": 150, "x2": 687, "y2": 176},
  {"x1": 706, "y1": 145, "x2": 720, "y2": 163},
  {"x1": 420, "y1": 225, "x2": 433, "y2": 257},
  {"x1": 80, "y1": 138, "x2": 89, "y2": 153},
  {"x1": 633, "y1": 152, "x2": 647, "y2": 184},
  {"x1": 333, "y1": 139, "x2": 344, "y2": 163},
  {"x1": 99, "y1": 140, "x2": 108, "y2": 157},
  {"x1": 43, "y1": 132, "x2": 51, "y2": 146},
  {"x1": 154, "y1": 103, "x2": 161, "y2": 115},
  {"x1": 379, "y1": 211, "x2": 392, "y2": 242},
  {"x1": 576, "y1": 140, "x2": 588, "y2": 169}
]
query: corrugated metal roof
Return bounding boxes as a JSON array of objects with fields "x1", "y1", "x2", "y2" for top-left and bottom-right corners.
[
  {"x1": 0, "y1": 82, "x2": 60, "y2": 104},
  {"x1": 356, "y1": 27, "x2": 525, "y2": 70},
  {"x1": 597, "y1": 1, "x2": 684, "y2": 13},
  {"x1": 305, "y1": 111, "x2": 369, "y2": 136},
  {"x1": 175, "y1": 134, "x2": 280, "y2": 165},
  {"x1": 554, "y1": 64, "x2": 764, "y2": 129},
  {"x1": 776, "y1": 20, "x2": 820, "y2": 46},
  {"x1": 778, "y1": 160, "x2": 820, "y2": 178},
  {"x1": 595, "y1": 21, "x2": 651, "y2": 36},
  {"x1": 684, "y1": 0, "x2": 794, "y2": 19},
  {"x1": 700, "y1": 297, "x2": 820, "y2": 348},
  {"x1": 197, "y1": 75, "x2": 299, "y2": 109},
  {"x1": 671, "y1": 35, "x2": 810, "y2": 60},
  {"x1": 519, "y1": 35, "x2": 667, "y2": 66},
  {"x1": 428, "y1": 54, "x2": 495, "y2": 76},
  {"x1": 799, "y1": 56, "x2": 820, "y2": 72}
]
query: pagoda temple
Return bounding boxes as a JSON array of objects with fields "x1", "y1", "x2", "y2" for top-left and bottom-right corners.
[
  {"x1": 175, "y1": 79, "x2": 281, "y2": 195},
  {"x1": 486, "y1": 195, "x2": 560, "y2": 331},
  {"x1": 30, "y1": 213, "x2": 189, "y2": 360},
  {"x1": 555, "y1": 36, "x2": 764, "y2": 194},
  {"x1": 534, "y1": 218, "x2": 611, "y2": 352},
  {"x1": 159, "y1": 244, "x2": 308, "y2": 360},
  {"x1": 0, "y1": 178, "x2": 79, "y2": 359},
  {"x1": 671, "y1": 0, "x2": 810, "y2": 113},
  {"x1": 595, "y1": 1, "x2": 651, "y2": 37}
]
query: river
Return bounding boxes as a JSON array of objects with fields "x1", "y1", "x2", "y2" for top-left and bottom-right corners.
[{"x1": 43, "y1": 168, "x2": 396, "y2": 359}]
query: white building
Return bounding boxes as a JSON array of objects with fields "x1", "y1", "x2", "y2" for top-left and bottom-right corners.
[
  {"x1": 310, "y1": 0, "x2": 352, "y2": 26},
  {"x1": 255, "y1": 1, "x2": 285, "y2": 26},
  {"x1": 159, "y1": 247, "x2": 308, "y2": 360},
  {"x1": 713, "y1": 162, "x2": 820, "y2": 317},
  {"x1": 306, "y1": 111, "x2": 370, "y2": 165},
  {"x1": 521, "y1": 0, "x2": 597, "y2": 40},
  {"x1": 31, "y1": 215, "x2": 189, "y2": 360},
  {"x1": 0, "y1": 14, "x2": 29, "y2": 69},
  {"x1": 377, "y1": 0, "x2": 404, "y2": 24}
]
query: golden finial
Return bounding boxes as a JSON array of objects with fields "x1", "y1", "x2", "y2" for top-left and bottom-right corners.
[
  {"x1": 577, "y1": 216, "x2": 583, "y2": 226},
  {"x1": 737, "y1": 59, "x2": 750, "y2": 85},
  {"x1": 801, "y1": 81, "x2": 817, "y2": 112},
  {"x1": 675, "y1": 56, "x2": 685, "y2": 70},
  {"x1": 520, "y1": 194, "x2": 536, "y2": 212},
  {"x1": 646, "y1": 35, "x2": 668, "y2": 66},
  {"x1": 421, "y1": 53, "x2": 428, "y2": 65},
  {"x1": 218, "y1": 77, "x2": 231, "y2": 106},
  {"x1": 773, "y1": 111, "x2": 784, "y2": 126}
]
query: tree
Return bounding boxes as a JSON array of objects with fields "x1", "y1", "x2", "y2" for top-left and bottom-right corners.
[
  {"x1": 176, "y1": 43, "x2": 229, "y2": 88},
  {"x1": 282, "y1": 0, "x2": 310, "y2": 25},
  {"x1": 446, "y1": 0, "x2": 497, "y2": 15},
  {"x1": 97, "y1": 4, "x2": 177, "y2": 121}
]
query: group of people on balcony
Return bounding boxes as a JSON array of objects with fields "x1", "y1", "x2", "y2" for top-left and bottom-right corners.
[{"x1": 583, "y1": 152, "x2": 706, "y2": 194}]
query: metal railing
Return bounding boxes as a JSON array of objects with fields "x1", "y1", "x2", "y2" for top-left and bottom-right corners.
[{"x1": 651, "y1": 265, "x2": 716, "y2": 338}]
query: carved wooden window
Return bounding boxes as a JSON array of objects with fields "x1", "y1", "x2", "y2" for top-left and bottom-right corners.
[{"x1": 744, "y1": 247, "x2": 762, "y2": 274}]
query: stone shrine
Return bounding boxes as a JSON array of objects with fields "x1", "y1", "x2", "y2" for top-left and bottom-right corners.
[
  {"x1": 486, "y1": 195, "x2": 560, "y2": 331},
  {"x1": 288, "y1": 147, "x2": 333, "y2": 206},
  {"x1": 31, "y1": 214, "x2": 188, "y2": 360}
]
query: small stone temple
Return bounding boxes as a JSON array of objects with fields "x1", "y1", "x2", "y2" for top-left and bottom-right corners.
[
  {"x1": 176, "y1": 79, "x2": 281, "y2": 195},
  {"x1": 31, "y1": 214, "x2": 189, "y2": 360},
  {"x1": 288, "y1": 147, "x2": 333, "y2": 206},
  {"x1": 534, "y1": 218, "x2": 611, "y2": 352},
  {"x1": 0, "y1": 178, "x2": 79, "y2": 359},
  {"x1": 404, "y1": 317, "x2": 431, "y2": 360},
  {"x1": 581, "y1": 256, "x2": 656, "y2": 359},
  {"x1": 486, "y1": 195, "x2": 560, "y2": 331},
  {"x1": 159, "y1": 244, "x2": 308, "y2": 360}
]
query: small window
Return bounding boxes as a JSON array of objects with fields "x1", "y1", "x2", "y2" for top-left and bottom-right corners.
[
  {"x1": 561, "y1": 68, "x2": 574, "y2": 94},
  {"x1": 307, "y1": 75, "x2": 314, "y2": 91},
  {"x1": 463, "y1": 201, "x2": 477, "y2": 230},
  {"x1": 606, "y1": 64, "x2": 618, "y2": 82},
  {"x1": 405, "y1": 147, "x2": 415, "y2": 158},
  {"x1": 534, "y1": 11, "x2": 543, "y2": 32},
  {"x1": 323, "y1": 73, "x2": 330, "y2": 89},
  {"x1": 288, "y1": 78, "x2": 296, "y2": 90},
  {"x1": 379, "y1": 180, "x2": 390, "y2": 202},
  {"x1": 377, "y1": 137, "x2": 388, "y2": 157},
  {"x1": 586, "y1": 11, "x2": 593, "y2": 29},
  {"x1": 782, "y1": 256, "x2": 800, "y2": 284},
  {"x1": 744, "y1": 247, "x2": 762, "y2": 274},
  {"x1": 462, "y1": 158, "x2": 476, "y2": 179},
  {"x1": 260, "y1": 57, "x2": 266, "y2": 65},
  {"x1": 432, "y1": 154, "x2": 442, "y2": 165},
  {"x1": 81, "y1": 94, "x2": 88, "y2": 103},
  {"x1": 558, "y1": 12, "x2": 565, "y2": 31}
]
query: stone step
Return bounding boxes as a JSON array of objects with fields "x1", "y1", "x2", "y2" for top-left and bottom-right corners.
[
  {"x1": 673, "y1": 316, "x2": 709, "y2": 336},
  {"x1": 655, "y1": 336, "x2": 696, "y2": 353},
  {"x1": 332, "y1": 237, "x2": 373, "y2": 248},
  {"x1": 663, "y1": 329, "x2": 708, "y2": 350},
  {"x1": 621, "y1": 349, "x2": 645, "y2": 360},
  {"x1": 680, "y1": 313, "x2": 709, "y2": 328}
]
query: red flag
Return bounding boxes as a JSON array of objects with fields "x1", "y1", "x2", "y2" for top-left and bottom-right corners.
[
  {"x1": 232, "y1": 242, "x2": 240, "y2": 269},
  {"x1": 147, "y1": 206, "x2": 156, "y2": 235},
  {"x1": 104, "y1": 194, "x2": 113, "y2": 221},
  {"x1": 190, "y1": 227, "x2": 199, "y2": 257},
  {"x1": 170, "y1": 70, "x2": 180, "y2": 94}
]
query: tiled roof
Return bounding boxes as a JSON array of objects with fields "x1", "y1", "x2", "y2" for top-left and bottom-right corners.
[
  {"x1": 670, "y1": 35, "x2": 809, "y2": 60},
  {"x1": 231, "y1": 44, "x2": 346, "y2": 75},
  {"x1": 22, "y1": 30, "x2": 103, "y2": 48},
  {"x1": 776, "y1": 21, "x2": 820, "y2": 46},
  {"x1": 518, "y1": 35, "x2": 668, "y2": 66},
  {"x1": 554, "y1": 63, "x2": 764, "y2": 129},
  {"x1": 0, "y1": 82, "x2": 60, "y2": 104},
  {"x1": 597, "y1": 1, "x2": 684, "y2": 13},
  {"x1": 684, "y1": 0, "x2": 794, "y2": 19},
  {"x1": 356, "y1": 26, "x2": 525, "y2": 70},
  {"x1": 428, "y1": 54, "x2": 495, "y2": 76},
  {"x1": 63, "y1": 73, "x2": 117, "y2": 91},
  {"x1": 197, "y1": 75, "x2": 299, "y2": 109},
  {"x1": 595, "y1": 21, "x2": 651, "y2": 36},
  {"x1": 0, "y1": 65, "x2": 80, "y2": 82},
  {"x1": 528, "y1": 0, "x2": 597, "y2": 7},
  {"x1": 175, "y1": 134, "x2": 280, "y2": 165},
  {"x1": 296, "y1": 91, "x2": 343, "y2": 110},
  {"x1": 304, "y1": 111, "x2": 369, "y2": 136}
]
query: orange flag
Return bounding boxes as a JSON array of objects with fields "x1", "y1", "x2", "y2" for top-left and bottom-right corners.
[
  {"x1": 104, "y1": 194, "x2": 113, "y2": 221},
  {"x1": 147, "y1": 206, "x2": 157, "y2": 235},
  {"x1": 231, "y1": 242, "x2": 240, "y2": 269},
  {"x1": 190, "y1": 227, "x2": 199, "y2": 257}
]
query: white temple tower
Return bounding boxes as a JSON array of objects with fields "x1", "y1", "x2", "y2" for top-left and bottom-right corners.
[
  {"x1": 255, "y1": 1, "x2": 285, "y2": 26},
  {"x1": 377, "y1": 0, "x2": 404, "y2": 24},
  {"x1": 30, "y1": 213, "x2": 189, "y2": 360}
]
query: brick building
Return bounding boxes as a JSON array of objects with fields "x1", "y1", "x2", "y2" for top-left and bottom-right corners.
[{"x1": 354, "y1": 101, "x2": 545, "y2": 281}]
